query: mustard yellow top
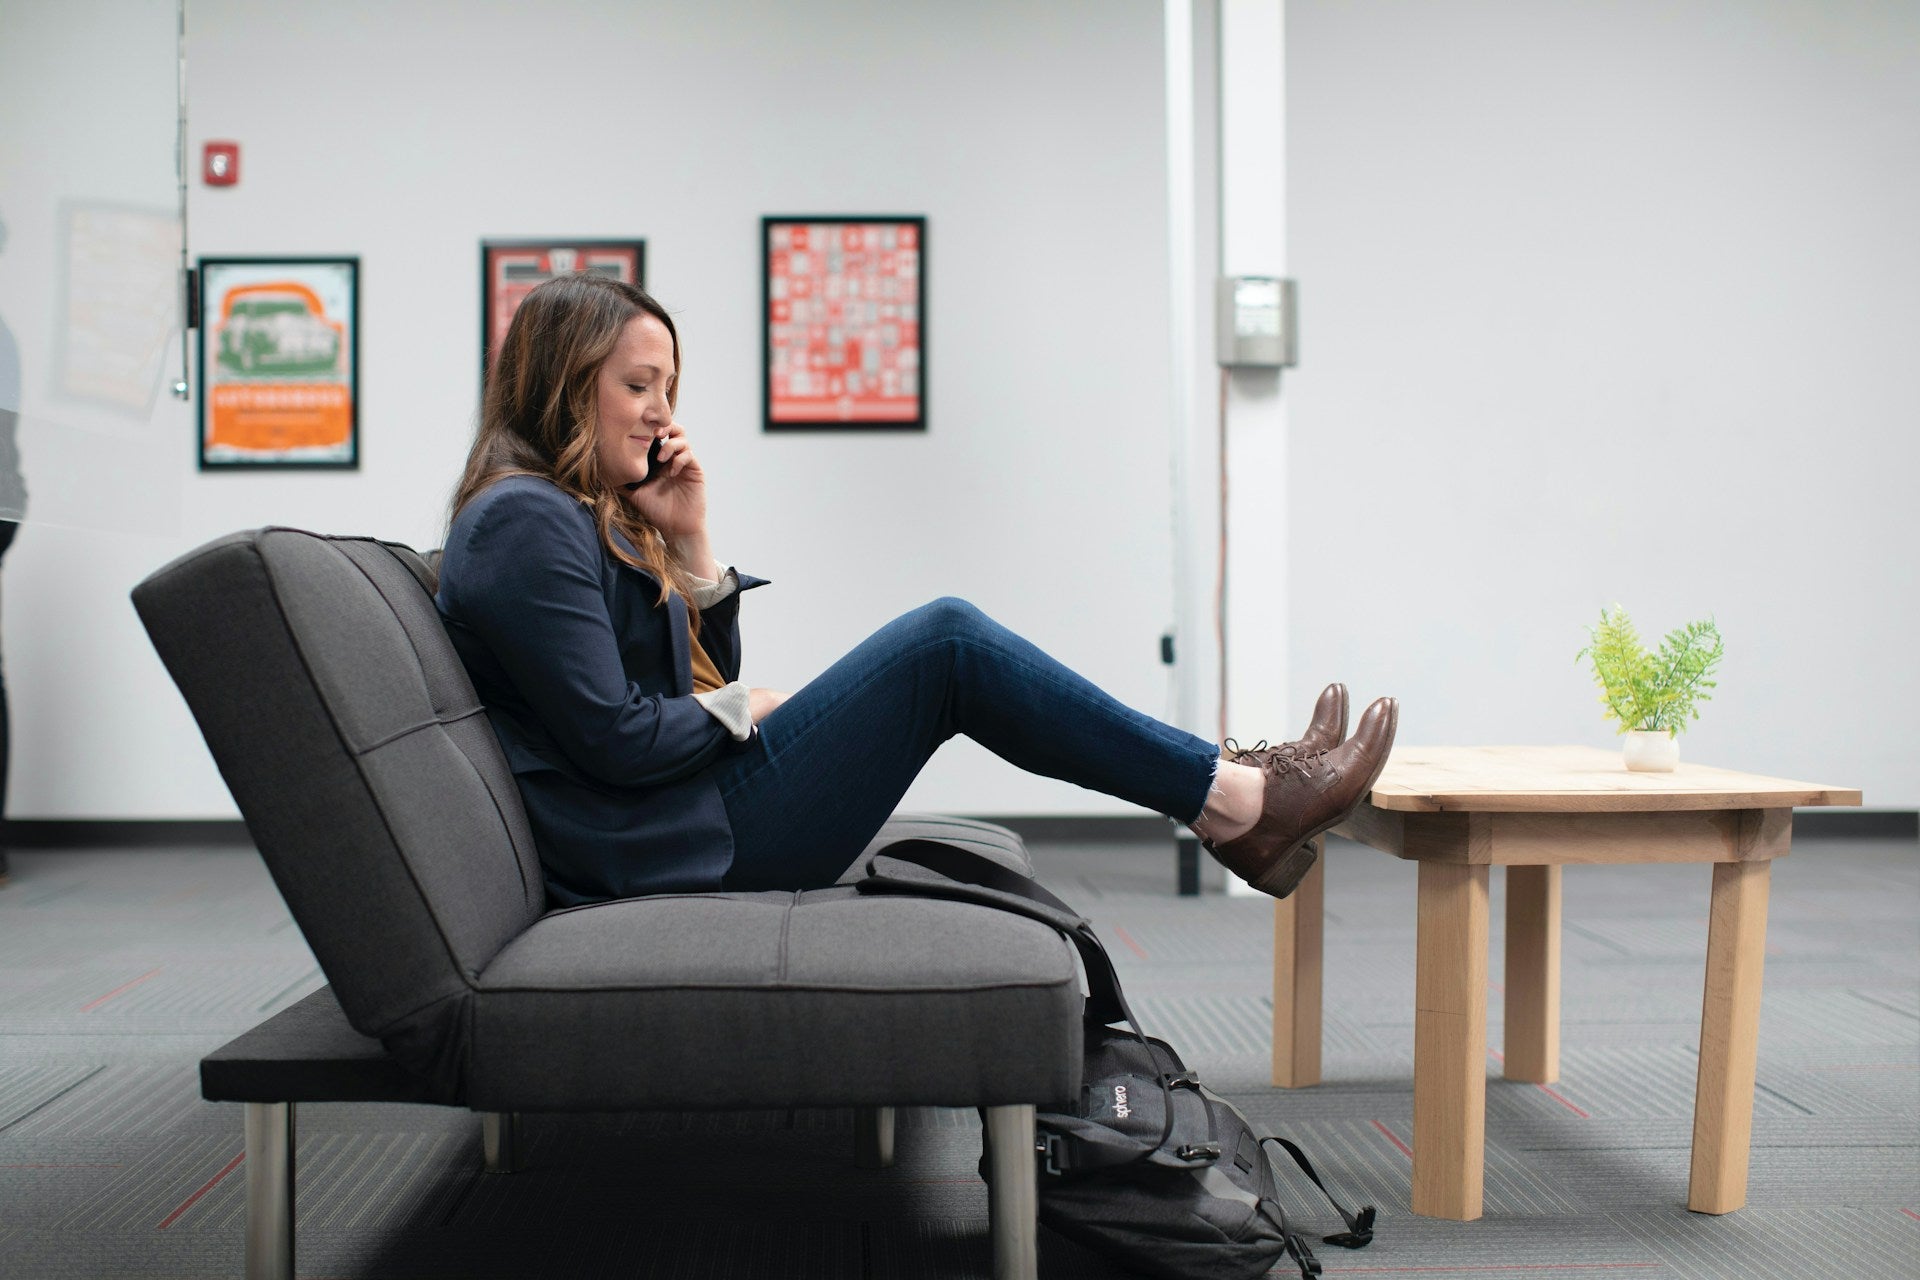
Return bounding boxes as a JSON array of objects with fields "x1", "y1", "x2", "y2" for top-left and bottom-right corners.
[{"x1": 689, "y1": 624, "x2": 725, "y2": 694}]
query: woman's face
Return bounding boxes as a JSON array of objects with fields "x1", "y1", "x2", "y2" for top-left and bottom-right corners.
[{"x1": 593, "y1": 312, "x2": 676, "y2": 488}]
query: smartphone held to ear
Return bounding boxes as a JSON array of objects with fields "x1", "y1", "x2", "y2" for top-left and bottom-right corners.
[{"x1": 622, "y1": 436, "x2": 668, "y2": 492}]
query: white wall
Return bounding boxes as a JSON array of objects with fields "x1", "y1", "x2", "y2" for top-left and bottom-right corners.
[
  {"x1": 2, "y1": 0, "x2": 1180, "y2": 819},
  {"x1": 1285, "y1": 0, "x2": 1920, "y2": 808},
  {"x1": 10, "y1": 0, "x2": 1912, "y2": 823}
]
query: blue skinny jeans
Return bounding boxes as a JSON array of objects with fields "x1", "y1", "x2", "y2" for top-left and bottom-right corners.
[{"x1": 710, "y1": 597, "x2": 1219, "y2": 891}]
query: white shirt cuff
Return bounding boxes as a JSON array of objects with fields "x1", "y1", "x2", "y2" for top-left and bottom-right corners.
[
  {"x1": 692, "y1": 680, "x2": 755, "y2": 741},
  {"x1": 685, "y1": 564, "x2": 739, "y2": 610}
]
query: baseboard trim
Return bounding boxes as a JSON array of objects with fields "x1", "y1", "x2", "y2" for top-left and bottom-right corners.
[
  {"x1": 1791, "y1": 810, "x2": 1917, "y2": 840},
  {"x1": 977, "y1": 816, "x2": 1178, "y2": 844},
  {"x1": 4, "y1": 819, "x2": 253, "y2": 849},
  {"x1": 4, "y1": 810, "x2": 1908, "y2": 850},
  {"x1": 9, "y1": 816, "x2": 1181, "y2": 849}
]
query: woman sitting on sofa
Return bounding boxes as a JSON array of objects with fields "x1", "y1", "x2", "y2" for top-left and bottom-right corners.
[{"x1": 434, "y1": 274, "x2": 1396, "y2": 907}]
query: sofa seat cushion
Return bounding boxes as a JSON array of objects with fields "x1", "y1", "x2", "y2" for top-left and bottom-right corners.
[{"x1": 469, "y1": 888, "x2": 1082, "y2": 1111}]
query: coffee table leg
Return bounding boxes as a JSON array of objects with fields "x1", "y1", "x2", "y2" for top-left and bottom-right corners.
[
  {"x1": 1413, "y1": 861, "x2": 1489, "y2": 1220},
  {"x1": 1271, "y1": 843, "x2": 1325, "y2": 1088},
  {"x1": 1689, "y1": 858, "x2": 1771, "y2": 1214},
  {"x1": 1503, "y1": 865, "x2": 1561, "y2": 1083}
]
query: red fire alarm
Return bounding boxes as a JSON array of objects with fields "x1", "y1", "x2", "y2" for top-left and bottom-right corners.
[{"x1": 203, "y1": 141, "x2": 240, "y2": 186}]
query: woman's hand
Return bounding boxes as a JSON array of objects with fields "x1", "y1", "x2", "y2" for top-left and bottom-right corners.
[
  {"x1": 749, "y1": 687, "x2": 791, "y2": 725},
  {"x1": 622, "y1": 420, "x2": 707, "y2": 540}
]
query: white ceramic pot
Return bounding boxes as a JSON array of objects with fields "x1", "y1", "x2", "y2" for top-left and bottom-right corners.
[{"x1": 1622, "y1": 730, "x2": 1679, "y2": 772}]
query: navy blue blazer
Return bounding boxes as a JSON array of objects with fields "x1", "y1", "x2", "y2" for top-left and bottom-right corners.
[{"x1": 435, "y1": 475, "x2": 769, "y2": 905}]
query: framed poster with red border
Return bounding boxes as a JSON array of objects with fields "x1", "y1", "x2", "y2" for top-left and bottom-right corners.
[
  {"x1": 762, "y1": 216, "x2": 925, "y2": 431},
  {"x1": 197, "y1": 256, "x2": 359, "y2": 470},
  {"x1": 480, "y1": 240, "x2": 645, "y2": 383}
]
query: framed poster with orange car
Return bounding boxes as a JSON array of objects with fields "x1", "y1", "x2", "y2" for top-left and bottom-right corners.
[
  {"x1": 197, "y1": 257, "x2": 359, "y2": 469},
  {"x1": 763, "y1": 216, "x2": 924, "y2": 431},
  {"x1": 481, "y1": 240, "x2": 645, "y2": 383}
]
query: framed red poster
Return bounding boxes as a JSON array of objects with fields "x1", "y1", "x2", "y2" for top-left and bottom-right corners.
[
  {"x1": 763, "y1": 216, "x2": 924, "y2": 431},
  {"x1": 197, "y1": 257, "x2": 358, "y2": 470},
  {"x1": 481, "y1": 240, "x2": 645, "y2": 381}
]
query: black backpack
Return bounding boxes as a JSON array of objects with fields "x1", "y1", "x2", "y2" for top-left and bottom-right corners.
[{"x1": 859, "y1": 842, "x2": 1376, "y2": 1280}]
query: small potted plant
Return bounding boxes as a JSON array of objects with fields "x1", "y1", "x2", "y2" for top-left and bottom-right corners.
[{"x1": 1576, "y1": 606, "x2": 1725, "y2": 771}]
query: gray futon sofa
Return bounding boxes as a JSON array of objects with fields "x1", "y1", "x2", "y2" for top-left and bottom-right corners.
[{"x1": 133, "y1": 528, "x2": 1086, "y2": 1280}]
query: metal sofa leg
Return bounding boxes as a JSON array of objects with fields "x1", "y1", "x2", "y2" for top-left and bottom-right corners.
[
  {"x1": 243, "y1": 1101, "x2": 294, "y2": 1280},
  {"x1": 984, "y1": 1104, "x2": 1039, "y2": 1280},
  {"x1": 854, "y1": 1106, "x2": 896, "y2": 1168},
  {"x1": 481, "y1": 1111, "x2": 523, "y2": 1173}
]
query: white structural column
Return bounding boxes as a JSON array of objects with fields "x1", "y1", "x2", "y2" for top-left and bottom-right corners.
[
  {"x1": 1164, "y1": 0, "x2": 1224, "y2": 778},
  {"x1": 1167, "y1": 0, "x2": 1288, "y2": 895},
  {"x1": 1219, "y1": 0, "x2": 1291, "y2": 895},
  {"x1": 1220, "y1": 0, "x2": 1289, "y2": 756}
]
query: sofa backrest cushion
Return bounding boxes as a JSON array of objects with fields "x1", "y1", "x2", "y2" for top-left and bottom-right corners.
[{"x1": 132, "y1": 528, "x2": 544, "y2": 1088}]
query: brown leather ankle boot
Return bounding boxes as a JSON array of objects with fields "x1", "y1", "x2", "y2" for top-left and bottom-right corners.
[
  {"x1": 1224, "y1": 683, "x2": 1348, "y2": 766},
  {"x1": 1205, "y1": 695, "x2": 1398, "y2": 899}
]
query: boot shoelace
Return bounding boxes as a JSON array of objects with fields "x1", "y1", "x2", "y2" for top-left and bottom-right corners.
[{"x1": 1222, "y1": 738, "x2": 1328, "y2": 779}]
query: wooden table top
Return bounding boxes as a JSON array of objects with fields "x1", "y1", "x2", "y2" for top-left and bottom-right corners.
[{"x1": 1365, "y1": 745, "x2": 1862, "y2": 814}]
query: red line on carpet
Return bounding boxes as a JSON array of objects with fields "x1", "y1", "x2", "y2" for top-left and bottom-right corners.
[
  {"x1": 1490, "y1": 1046, "x2": 1589, "y2": 1116},
  {"x1": 157, "y1": 1151, "x2": 245, "y2": 1230},
  {"x1": 1900, "y1": 1208, "x2": 1920, "y2": 1222},
  {"x1": 1335, "y1": 1266, "x2": 1661, "y2": 1274},
  {"x1": 79, "y1": 967, "x2": 162, "y2": 1011},
  {"x1": 1370, "y1": 1119, "x2": 1413, "y2": 1159},
  {"x1": 1112, "y1": 925, "x2": 1148, "y2": 959}
]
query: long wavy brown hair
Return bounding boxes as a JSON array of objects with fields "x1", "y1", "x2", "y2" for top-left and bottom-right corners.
[{"x1": 451, "y1": 274, "x2": 702, "y2": 630}]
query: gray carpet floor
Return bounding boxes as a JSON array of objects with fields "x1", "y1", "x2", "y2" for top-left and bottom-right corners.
[{"x1": 0, "y1": 829, "x2": 1914, "y2": 1278}]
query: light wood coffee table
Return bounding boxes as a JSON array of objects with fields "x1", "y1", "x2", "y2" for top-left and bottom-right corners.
[{"x1": 1268, "y1": 745, "x2": 1861, "y2": 1221}]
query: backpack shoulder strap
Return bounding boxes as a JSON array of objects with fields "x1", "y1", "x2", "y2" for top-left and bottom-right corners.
[
  {"x1": 856, "y1": 839, "x2": 1130, "y2": 1029},
  {"x1": 1258, "y1": 1134, "x2": 1377, "y2": 1248},
  {"x1": 863, "y1": 839, "x2": 1079, "y2": 913},
  {"x1": 861, "y1": 840, "x2": 1214, "y2": 1172}
]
